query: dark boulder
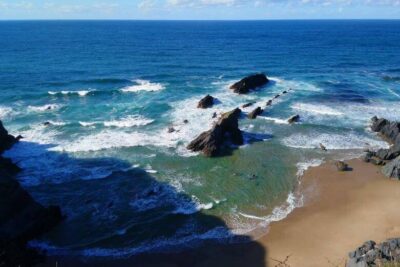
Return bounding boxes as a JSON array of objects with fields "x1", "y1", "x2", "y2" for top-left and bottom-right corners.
[
  {"x1": 242, "y1": 102, "x2": 255, "y2": 108},
  {"x1": 187, "y1": 108, "x2": 243, "y2": 157},
  {"x1": 229, "y1": 74, "x2": 269, "y2": 94},
  {"x1": 266, "y1": 100, "x2": 272, "y2": 106},
  {"x1": 0, "y1": 120, "x2": 18, "y2": 154},
  {"x1": 248, "y1": 107, "x2": 263, "y2": 119},
  {"x1": 382, "y1": 156, "x2": 400, "y2": 179},
  {"x1": 288, "y1": 115, "x2": 300, "y2": 124},
  {"x1": 197, "y1": 94, "x2": 214, "y2": 109}
]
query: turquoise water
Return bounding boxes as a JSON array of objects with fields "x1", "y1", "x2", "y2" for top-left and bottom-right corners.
[{"x1": 1, "y1": 20, "x2": 400, "y2": 256}]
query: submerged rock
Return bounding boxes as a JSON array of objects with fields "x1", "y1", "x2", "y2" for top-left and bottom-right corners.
[
  {"x1": 266, "y1": 100, "x2": 272, "y2": 106},
  {"x1": 187, "y1": 108, "x2": 243, "y2": 157},
  {"x1": 248, "y1": 107, "x2": 263, "y2": 119},
  {"x1": 242, "y1": 102, "x2": 255, "y2": 108},
  {"x1": 288, "y1": 115, "x2": 300, "y2": 124},
  {"x1": 382, "y1": 156, "x2": 400, "y2": 179},
  {"x1": 229, "y1": 74, "x2": 269, "y2": 94},
  {"x1": 197, "y1": 94, "x2": 214, "y2": 109},
  {"x1": 319, "y1": 143, "x2": 327, "y2": 151}
]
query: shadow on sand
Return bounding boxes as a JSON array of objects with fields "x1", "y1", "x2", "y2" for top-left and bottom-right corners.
[{"x1": 6, "y1": 141, "x2": 268, "y2": 267}]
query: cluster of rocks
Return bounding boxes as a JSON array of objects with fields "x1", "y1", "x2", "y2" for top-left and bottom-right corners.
[
  {"x1": 0, "y1": 120, "x2": 63, "y2": 266},
  {"x1": 188, "y1": 74, "x2": 300, "y2": 157},
  {"x1": 347, "y1": 239, "x2": 400, "y2": 267},
  {"x1": 363, "y1": 116, "x2": 400, "y2": 179},
  {"x1": 187, "y1": 108, "x2": 243, "y2": 157}
]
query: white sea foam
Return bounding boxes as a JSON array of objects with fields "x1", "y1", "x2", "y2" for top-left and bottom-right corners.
[
  {"x1": 0, "y1": 106, "x2": 12, "y2": 119},
  {"x1": 103, "y1": 116, "x2": 154, "y2": 128},
  {"x1": 27, "y1": 104, "x2": 62, "y2": 112},
  {"x1": 48, "y1": 90, "x2": 93, "y2": 97},
  {"x1": 79, "y1": 121, "x2": 97, "y2": 127},
  {"x1": 121, "y1": 79, "x2": 165, "y2": 93},
  {"x1": 291, "y1": 103, "x2": 344, "y2": 116},
  {"x1": 282, "y1": 132, "x2": 389, "y2": 150},
  {"x1": 296, "y1": 159, "x2": 324, "y2": 177},
  {"x1": 260, "y1": 116, "x2": 289, "y2": 124}
]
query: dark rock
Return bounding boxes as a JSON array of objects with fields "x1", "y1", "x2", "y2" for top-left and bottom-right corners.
[
  {"x1": 183, "y1": 119, "x2": 189, "y2": 124},
  {"x1": 229, "y1": 74, "x2": 269, "y2": 94},
  {"x1": 0, "y1": 120, "x2": 18, "y2": 154},
  {"x1": 242, "y1": 102, "x2": 255, "y2": 108},
  {"x1": 197, "y1": 94, "x2": 214, "y2": 109},
  {"x1": 212, "y1": 112, "x2": 217, "y2": 119},
  {"x1": 382, "y1": 156, "x2": 400, "y2": 179},
  {"x1": 282, "y1": 90, "x2": 288, "y2": 94},
  {"x1": 288, "y1": 115, "x2": 300, "y2": 124},
  {"x1": 248, "y1": 107, "x2": 263, "y2": 119},
  {"x1": 168, "y1": 127, "x2": 176, "y2": 133},
  {"x1": 266, "y1": 100, "x2": 272, "y2": 106},
  {"x1": 43, "y1": 121, "x2": 51, "y2": 126},
  {"x1": 274, "y1": 94, "x2": 280, "y2": 99},
  {"x1": 187, "y1": 108, "x2": 243, "y2": 157},
  {"x1": 335, "y1": 161, "x2": 349, "y2": 171}
]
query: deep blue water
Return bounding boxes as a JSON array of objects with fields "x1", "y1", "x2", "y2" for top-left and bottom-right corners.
[{"x1": 1, "y1": 20, "x2": 400, "y2": 257}]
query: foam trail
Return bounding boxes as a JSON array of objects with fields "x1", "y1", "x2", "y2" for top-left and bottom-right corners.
[
  {"x1": 28, "y1": 104, "x2": 62, "y2": 112},
  {"x1": 0, "y1": 106, "x2": 12, "y2": 118},
  {"x1": 48, "y1": 90, "x2": 93, "y2": 97},
  {"x1": 121, "y1": 80, "x2": 165, "y2": 93},
  {"x1": 291, "y1": 103, "x2": 344, "y2": 116},
  {"x1": 103, "y1": 116, "x2": 154, "y2": 128}
]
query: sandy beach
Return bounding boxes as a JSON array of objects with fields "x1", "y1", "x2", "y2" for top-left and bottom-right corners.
[{"x1": 264, "y1": 159, "x2": 400, "y2": 266}]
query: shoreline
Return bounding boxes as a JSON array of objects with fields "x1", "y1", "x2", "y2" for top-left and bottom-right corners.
[{"x1": 39, "y1": 157, "x2": 400, "y2": 267}]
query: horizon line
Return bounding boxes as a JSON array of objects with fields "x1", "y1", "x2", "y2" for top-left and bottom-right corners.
[{"x1": 1, "y1": 18, "x2": 400, "y2": 22}]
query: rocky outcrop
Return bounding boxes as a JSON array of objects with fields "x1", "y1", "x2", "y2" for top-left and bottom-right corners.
[
  {"x1": 0, "y1": 120, "x2": 18, "y2": 154},
  {"x1": 347, "y1": 239, "x2": 400, "y2": 267},
  {"x1": 197, "y1": 94, "x2": 214, "y2": 109},
  {"x1": 248, "y1": 107, "x2": 263, "y2": 119},
  {"x1": 0, "y1": 120, "x2": 63, "y2": 267},
  {"x1": 364, "y1": 117, "x2": 400, "y2": 165},
  {"x1": 242, "y1": 102, "x2": 254, "y2": 108},
  {"x1": 382, "y1": 156, "x2": 400, "y2": 179},
  {"x1": 187, "y1": 108, "x2": 243, "y2": 157},
  {"x1": 229, "y1": 74, "x2": 269, "y2": 94},
  {"x1": 288, "y1": 115, "x2": 300, "y2": 124}
]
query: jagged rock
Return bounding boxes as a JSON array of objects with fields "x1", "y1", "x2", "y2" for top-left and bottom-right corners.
[
  {"x1": 347, "y1": 239, "x2": 400, "y2": 267},
  {"x1": 197, "y1": 94, "x2": 214, "y2": 109},
  {"x1": 187, "y1": 108, "x2": 243, "y2": 157},
  {"x1": 274, "y1": 94, "x2": 280, "y2": 99},
  {"x1": 0, "y1": 120, "x2": 18, "y2": 154},
  {"x1": 266, "y1": 100, "x2": 272, "y2": 106},
  {"x1": 382, "y1": 156, "x2": 400, "y2": 179},
  {"x1": 288, "y1": 115, "x2": 300, "y2": 124},
  {"x1": 248, "y1": 107, "x2": 263, "y2": 119},
  {"x1": 168, "y1": 127, "x2": 176, "y2": 133},
  {"x1": 335, "y1": 161, "x2": 349, "y2": 171},
  {"x1": 212, "y1": 112, "x2": 217, "y2": 119},
  {"x1": 229, "y1": 74, "x2": 269, "y2": 94},
  {"x1": 242, "y1": 102, "x2": 254, "y2": 108}
]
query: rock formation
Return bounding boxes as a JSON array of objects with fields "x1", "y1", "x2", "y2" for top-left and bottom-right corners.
[
  {"x1": 0, "y1": 120, "x2": 63, "y2": 266},
  {"x1": 197, "y1": 94, "x2": 214, "y2": 109},
  {"x1": 382, "y1": 156, "x2": 400, "y2": 179},
  {"x1": 335, "y1": 161, "x2": 349, "y2": 171},
  {"x1": 229, "y1": 74, "x2": 269, "y2": 94},
  {"x1": 288, "y1": 115, "x2": 300, "y2": 124},
  {"x1": 347, "y1": 239, "x2": 400, "y2": 267},
  {"x1": 187, "y1": 108, "x2": 243, "y2": 157},
  {"x1": 248, "y1": 107, "x2": 263, "y2": 119}
]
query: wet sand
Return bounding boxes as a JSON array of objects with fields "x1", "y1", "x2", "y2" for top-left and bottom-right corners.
[{"x1": 40, "y1": 159, "x2": 400, "y2": 267}]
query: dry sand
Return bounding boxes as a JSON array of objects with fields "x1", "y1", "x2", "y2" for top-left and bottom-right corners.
[{"x1": 263, "y1": 159, "x2": 400, "y2": 267}]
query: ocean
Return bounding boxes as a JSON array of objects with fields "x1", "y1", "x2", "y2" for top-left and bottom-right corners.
[{"x1": 1, "y1": 20, "x2": 399, "y2": 257}]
